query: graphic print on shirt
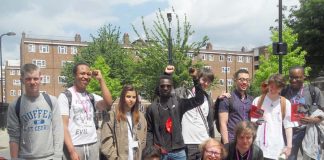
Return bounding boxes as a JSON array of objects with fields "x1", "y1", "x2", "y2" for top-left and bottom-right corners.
[
  {"x1": 21, "y1": 107, "x2": 52, "y2": 132},
  {"x1": 71, "y1": 93, "x2": 95, "y2": 136}
]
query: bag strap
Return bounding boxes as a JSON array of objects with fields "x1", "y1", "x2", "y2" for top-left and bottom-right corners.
[
  {"x1": 280, "y1": 96, "x2": 286, "y2": 120},
  {"x1": 256, "y1": 94, "x2": 286, "y2": 120},
  {"x1": 257, "y1": 94, "x2": 266, "y2": 108},
  {"x1": 16, "y1": 93, "x2": 53, "y2": 123},
  {"x1": 309, "y1": 85, "x2": 317, "y2": 105},
  {"x1": 197, "y1": 106, "x2": 209, "y2": 135}
]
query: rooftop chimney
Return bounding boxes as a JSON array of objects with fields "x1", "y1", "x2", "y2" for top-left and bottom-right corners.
[
  {"x1": 206, "y1": 42, "x2": 213, "y2": 50},
  {"x1": 75, "y1": 34, "x2": 81, "y2": 42},
  {"x1": 123, "y1": 33, "x2": 130, "y2": 46}
]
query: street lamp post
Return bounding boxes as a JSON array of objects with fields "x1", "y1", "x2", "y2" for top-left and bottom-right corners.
[
  {"x1": 0, "y1": 32, "x2": 16, "y2": 103},
  {"x1": 273, "y1": 0, "x2": 287, "y2": 73},
  {"x1": 167, "y1": 13, "x2": 172, "y2": 65}
]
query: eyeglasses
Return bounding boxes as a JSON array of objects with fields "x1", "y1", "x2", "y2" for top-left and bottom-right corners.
[
  {"x1": 237, "y1": 78, "x2": 250, "y2": 83},
  {"x1": 289, "y1": 76, "x2": 304, "y2": 81},
  {"x1": 205, "y1": 150, "x2": 221, "y2": 156}
]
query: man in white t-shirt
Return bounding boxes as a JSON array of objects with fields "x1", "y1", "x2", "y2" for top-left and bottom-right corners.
[
  {"x1": 58, "y1": 62, "x2": 113, "y2": 160},
  {"x1": 173, "y1": 67, "x2": 215, "y2": 160}
]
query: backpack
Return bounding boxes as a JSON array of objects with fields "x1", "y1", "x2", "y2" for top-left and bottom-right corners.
[
  {"x1": 214, "y1": 95, "x2": 253, "y2": 132},
  {"x1": 63, "y1": 89, "x2": 98, "y2": 129},
  {"x1": 16, "y1": 93, "x2": 53, "y2": 123}
]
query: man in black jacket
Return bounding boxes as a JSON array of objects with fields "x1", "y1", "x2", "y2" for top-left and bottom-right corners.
[{"x1": 143, "y1": 65, "x2": 205, "y2": 160}]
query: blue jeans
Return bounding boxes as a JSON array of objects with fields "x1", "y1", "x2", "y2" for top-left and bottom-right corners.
[
  {"x1": 161, "y1": 149, "x2": 186, "y2": 160},
  {"x1": 288, "y1": 128, "x2": 306, "y2": 160}
]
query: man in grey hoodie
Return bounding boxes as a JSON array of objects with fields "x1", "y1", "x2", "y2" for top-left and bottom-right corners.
[{"x1": 7, "y1": 63, "x2": 64, "y2": 159}]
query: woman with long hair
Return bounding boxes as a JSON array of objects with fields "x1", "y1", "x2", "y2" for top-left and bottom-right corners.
[{"x1": 101, "y1": 85, "x2": 147, "y2": 160}]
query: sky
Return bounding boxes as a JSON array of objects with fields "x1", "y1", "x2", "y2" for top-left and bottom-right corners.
[{"x1": 0, "y1": 0, "x2": 300, "y2": 64}]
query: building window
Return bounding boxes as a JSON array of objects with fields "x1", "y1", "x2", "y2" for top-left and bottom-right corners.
[
  {"x1": 237, "y1": 56, "x2": 243, "y2": 62},
  {"x1": 10, "y1": 90, "x2": 16, "y2": 96},
  {"x1": 13, "y1": 80, "x2": 21, "y2": 86},
  {"x1": 227, "y1": 55, "x2": 232, "y2": 62},
  {"x1": 39, "y1": 45, "x2": 49, "y2": 53},
  {"x1": 240, "y1": 67, "x2": 248, "y2": 71},
  {"x1": 201, "y1": 54, "x2": 207, "y2": 60},
  {"x1": 187, "y1": 52, "x2": 194, "y2": 59},
  {"x1": 228, "y1": 79, "x2": 233, "y2": 86},
  {"x1": 208, "y1": 54, "x2": 214, "y2": 61},
  {"x1": 16, "y1": 70, "x2": 20, "y2": 75},
  {"x1": 246, "y1": 57, "x2": 251, "y2": 63},
  {"x1": 219, "y1": 79, "x2": 224, "y2": 86},
  {"x1": 203, "y1": 66, "x2": 211, "y2": 69},
  {"x1": 219, "y1": 55, "x2": 224, "y2": 61},
  {"x1": 61, "y1": 60, "x2": 73, "y2": 67},
  {"x1": 41, "y1": 75, "x2": 50, "y2": 84},
  {"x1": 222, "y1": 67, "x2": 230, "y2": 73},
  {"x1": 32, "y1": 59, "x2": 46, "y2": 68},
  {"x1": 18, "y1": 90, "x2": 21, "y2": 96},
  {"x1": 58, "y1": 76, "x2": 66, "y2": 84},
  {"x1": 71, "y1": 46, "x2": 78, "y2": 54},
  {"x1": 28, "y1": 44, "x2": 35, "y2": 52},
  {"x1": 58, "y1": 46, "x2": 67, "y2": 54},
  {"x1": 10, "y1": 70, "x2": 15, "y2": 75}
]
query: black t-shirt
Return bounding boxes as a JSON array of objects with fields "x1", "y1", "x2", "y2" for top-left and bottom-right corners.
[{"x1": 158, "y1": 98, "x2": 173, "y2": 150}]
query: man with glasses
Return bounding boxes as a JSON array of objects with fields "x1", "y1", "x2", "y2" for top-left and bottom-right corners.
[
  {"x1": 143, "y1": 65, "x2": 206, "y2": 160},
  {"x1": 282, "y1": 66, "x2": 324, "y2": 160},
  {"x1": 218, "y1": 69, "x2": 254, "y2": 144}
]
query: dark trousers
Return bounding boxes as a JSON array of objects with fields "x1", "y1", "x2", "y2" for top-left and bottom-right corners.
[
  {"x1": 288, "y1": 127, "x2": 306, "y2": 160},
  {"x1": 185, "y1": 144, "x2": 201, "y2": 160}
]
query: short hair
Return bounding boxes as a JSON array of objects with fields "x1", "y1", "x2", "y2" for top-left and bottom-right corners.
[
  {"x1": 72, "y1": 62, "x2": 90, "y2": 76},
  {"x1": 200, "y1": 138, "x2": 227, "y2": 159},
  {"x1": 289, "y1": 66, "x2": 305, "y2": 75},
  {"x1": 21, "y1": 63, "x2": 40, "y2": 78},
  {"x1": 234, "y1": 121, "x2": 257, "y2": 143},
  {"x1": 233, "y1": 69, "x2": 249, "y2": 80},
  {"x1": 199, "y1": 68, "x2": 215, "y2": 82},
  {"x1": 268, "y1": 73, "x2": 286, "y2": 89},
  {"x1": 159, "y1": 75, "x2": 173, "y2": 84}
]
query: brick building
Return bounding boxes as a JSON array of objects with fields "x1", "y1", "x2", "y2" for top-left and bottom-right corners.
[
  {"x1": 188, "y1": 43, "x2": 255, "y2": 100},
  {"x1": 8, "y1": 33, "x2": 88, "y2": 103},
  {"x1": 4, "y1": 60, "x2": 21, "y2": 103},
  {"x1": 4, "y1": 33, "x2": 260, "y2": 103}
]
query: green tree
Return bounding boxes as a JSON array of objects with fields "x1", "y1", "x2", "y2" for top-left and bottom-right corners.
[
  {"x1": 288, "y1": 0, "x2": 324, "y2": 78},
  {"x1": 61, "y1": 24, "x2": 135, "y2": 99},
  {"x1": 132, "y1": 8, "x2": 209, "y2": 100},
  {"x1": 87, "y1": 56, "x2": 122, "y2": 99},
  {"x1": 250, "y1": 26, "x2": 309, "y2": 96}
]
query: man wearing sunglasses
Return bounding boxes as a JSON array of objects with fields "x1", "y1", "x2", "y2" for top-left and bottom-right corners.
[
  {"x1": 143, "y1": 65, "x2": 206, "y2": 160},
  {"x1": 282, "y1": 66, "x2": 324, "y2": 160}
]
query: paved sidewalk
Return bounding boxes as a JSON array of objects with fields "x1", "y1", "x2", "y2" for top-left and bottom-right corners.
[{"x1": 0, "y1": 129, "x2": 10, "y2": 159}]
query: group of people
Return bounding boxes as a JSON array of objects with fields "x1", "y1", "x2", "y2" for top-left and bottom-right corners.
[{"x1": 5, "y1": 62, "x2": 324, "y2": 160}]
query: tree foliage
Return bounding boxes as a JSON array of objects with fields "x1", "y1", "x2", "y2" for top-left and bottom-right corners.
[
  {"x1": 87, "y1": 56, "x2": 122, "y2": 99},
  {"x1": 288, "y1": 0, "x2": 324, "y2": 78},
  {"x1": 61, "y1": 24, "x2": 134, "y2": 99},
  {"x1": 250, "y1": 26, "x2": 309, "y2": 96},
  {"x1": 132, "y1": 8, "x2": 209, "y2": 100}
]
